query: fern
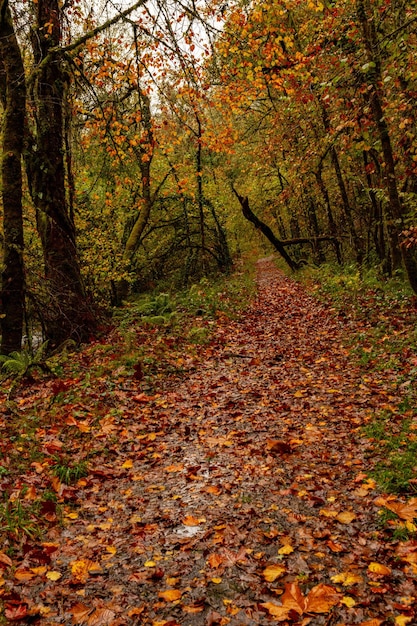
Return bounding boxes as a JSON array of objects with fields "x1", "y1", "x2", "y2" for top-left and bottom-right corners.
[{"x1": 0, "y1": 341, "x2": 49, "y2": 379}]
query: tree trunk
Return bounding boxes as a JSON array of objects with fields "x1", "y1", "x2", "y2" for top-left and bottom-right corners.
[
  {"x1": 233, "y1": 189, "x2": 297, "y2": 271},
  {"x1": 356, "y1": 0, "x2": 417, "y2": 290},
  {"x1": 116, "y1": 85, "x2": 154, "y2": 304},
  {"x1": 0, "y1": 0, "x2": 26, "y2": 354},
  {"x1": 26, "y1": 0, "x2": 97, "y2": 345}
]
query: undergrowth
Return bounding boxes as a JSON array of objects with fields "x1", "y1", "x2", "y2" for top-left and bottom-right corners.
[
  {"x1": 299, "y1": 263, "x2": 417, "y2": 495},
  {"x1": 0, "y1": 257, "x2": 256, "y2": 546}
]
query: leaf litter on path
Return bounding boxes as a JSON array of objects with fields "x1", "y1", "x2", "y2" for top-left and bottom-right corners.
[{"x1": 1, "y1": 258, "x2": 416, "y2": 625}]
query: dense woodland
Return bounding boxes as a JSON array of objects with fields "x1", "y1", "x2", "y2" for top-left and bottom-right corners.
[{"x1": 1, "y1": 0, "x2": 417, "y2": 354}]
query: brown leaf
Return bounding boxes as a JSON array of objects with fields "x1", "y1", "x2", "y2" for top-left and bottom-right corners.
[
  {"x1": 266, "y1": 439, "x2": 292, "y2": 454},
  {"x1": 5, "y1": 604, "x2": 28, "y2": 622}
]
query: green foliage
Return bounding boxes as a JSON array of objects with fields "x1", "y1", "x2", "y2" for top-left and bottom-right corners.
[
  {"x1": 301, "y1": 263, "x2": 417, "y2": 495},
  {"x1": 52, "y1": 459, "x2": 89, "y2": 485},
  {"x1": 0, "y1": 497, "x2": 40, "y2": 540},
  {"x1": 0, "y1": 341, "x2": 50, "y2": 380}
]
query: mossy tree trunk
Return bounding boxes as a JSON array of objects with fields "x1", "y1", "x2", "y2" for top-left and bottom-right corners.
[
  {"x1": 26, "y1": 0, "x2": 97, "y2": 345},
  {"x1": 0, "y1": 0, "x2": 26, "y2": 354}
]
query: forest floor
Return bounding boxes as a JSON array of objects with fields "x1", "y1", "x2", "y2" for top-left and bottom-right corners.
[{"x1": 1, "y1": 257, "x2": 417, "y2": 625}]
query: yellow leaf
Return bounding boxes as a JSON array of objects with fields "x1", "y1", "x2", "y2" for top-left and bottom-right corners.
[
  {"x1": 278, "y1": 544, "x2": 294, "y2": 555},
  {"x1": 341, "y1": 596, "x2": 356, "y2": 608},
  {"x1": 211, "y1": 577, "x2": 222, "y2": 584},
  {"x1": 122, "y1": 459, "x2": 133, "y2": 469},
  {"x1": 158, "y1": 589, "x2": 182, "y2": 602},
  {"x1": 368, "y1": 562, "x2": 391, "y2": 576},
  {"x1": 106, "y1": 546, "x2": 117, "y2": 555},
  {"x1": 336, "y1": 511, "x2": 356, "y2": 524},
  {"x1": 46, "y1": 570, "x2": 62, "y2": 581},
  {"x1": 319, "y1": 508, "x2": 338, "y2": 518},
  {"x1": 395, "y1": 616, "x2": 413, "y2": 626},
  {"x1": 331, "y1": 571, "x2": 363, "y2": 586},
  {"x1": 263, "y1": 564, "x2": 286, "y2": 582},
  {"x1": 144, "y1": 561, "x2": 156, "y2": 567},
  {"x1": 30, "y1": 566, "x2": 47, "y2": 576}
]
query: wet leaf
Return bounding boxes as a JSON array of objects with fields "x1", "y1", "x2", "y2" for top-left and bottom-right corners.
[
  {"x1": 262, "y1": 564, "x2": 286, "y2": 582},
  {"x1": 158, "y1": 589, "x2": 182, "y2": 602}
]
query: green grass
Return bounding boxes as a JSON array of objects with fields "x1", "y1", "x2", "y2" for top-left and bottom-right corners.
[{"x1": 299, "y1": 262, "x2": 417, "y2": 495}]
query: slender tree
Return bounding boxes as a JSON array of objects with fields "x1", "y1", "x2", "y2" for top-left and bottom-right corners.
[{"x1": 0, "y1": 0, "x2": 26, "y2": 354}]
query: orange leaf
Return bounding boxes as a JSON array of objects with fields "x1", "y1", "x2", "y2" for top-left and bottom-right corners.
[
  {"x1": 260, "y1": 601, "x2": 290, "y2": 621},
  {"x1": 14, "y1": 568, "x2": 35, "y2": 582},
  {"x1": 280, "y1": 582, "x2": 305, "y2": 614},
  {"x1": 385, "y1": 498, "x2": 417, "y2": 522},
  {"x1": 305, "y1": 584, "x2": 340, "y2": 613},
  {"x1": 87, "y1": 608, "x2": 115, "y2": 626},
  {"x1": 0, "y1": 552, "x2": 13, "y2": 567},
  {"x1": 208, "y1": 553, "x2": 224, "y2": 568},
  {"x1": 71, "y1": 603, "x2": 92, "y2": 624},
  {"x1": 158, "y1": 589, "x2": 182, "y2": 602},
  {"x1": 359, "y1": 620, "x2": 383, "y2": 626},
  {"x1": 165, "y1": 464, "x2": 184, "y2": 472},
  {"x1": 368, "y1": 562, "x2": 391, "y2": 576},
  {"x1": 182, "y1": 515, "x2": 204, "y2": 526}
]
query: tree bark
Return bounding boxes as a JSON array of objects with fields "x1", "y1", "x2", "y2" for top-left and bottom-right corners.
[
  {"x1": 26, "y1": 0, "x2": 97, "y2": 345},
  {"x1": 233, "y1": 189, "x2": 297, "y2": 271},
  {"x1": 0, "y1": 0, "x2": 26, "y2": 354}
]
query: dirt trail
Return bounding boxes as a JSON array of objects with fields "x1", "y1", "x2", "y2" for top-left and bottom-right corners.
[{"x1": 10, "y1": 259, "x2": 416, "y2": 625}]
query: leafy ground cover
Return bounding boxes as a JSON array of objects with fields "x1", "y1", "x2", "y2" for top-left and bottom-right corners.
[{"x1": 1, "y1": 257, "x2": 417, "y2": 625}]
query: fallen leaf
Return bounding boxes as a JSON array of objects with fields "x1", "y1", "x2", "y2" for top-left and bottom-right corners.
[
  {"x1": 336, "y1": 511, "x2": 356, "y2": 524},
  {"x1": 280, "y1": 582, "x2": 305, "y2": 614},
  {"x1": 263, "y1": 564, "x2": 286, "y2": 582},
  {"x1": 341, "y1": 596, "x2": 356, "y2": 607},
  {"x1": 87, "y1": 608, "x2": 115, "y2": 626},
  {"x1": 331, "y1": 571, "x2": 363, "y2": 585},
  {"x1": 368, "y1": 562, "x2": 391, "y2": 576},
  {"x1": 0, "y1": 552, "x2": 13, "y2": 567},
  {"x1": 71, "y1": 603, "x2": 92, "y2": 624},
  {"x1": 183, "y1": 515, "x2": 205, "y2": 526},
  {"x1": 395, "y1": 616, "x2": 413, "y2": 626},
  {"x1": 208, "y1": 553, "x2": 224, "y2": 568},
  {"x1": 14, "y1": 568, "x2": 35, "y2": 582},
  {"x1": 165, "y1": 464, "x2": 184, "y2": 472},
  {"x1": 278, "y1": 544, "x2": 294, "y2": 555},
  {"x1": 121, "y1": 459, "x2": 133, "y2": 469},
  {"x1": 260, "y1": 601, "x2": 290, "y2": 620},
  {"x1": 158, "y1": 589, "x2": 182, "y2": 602},
  {"x1": 305, "y1": 583, "x2": 340, "y2": 613},
  {"x1": 46, "y1": 570, "x2": 62, "y2": 581}
]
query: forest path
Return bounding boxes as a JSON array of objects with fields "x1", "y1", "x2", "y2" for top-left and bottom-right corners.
[{"x1": 9, "y1": 259, "x2": 416, "y2": 625}]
